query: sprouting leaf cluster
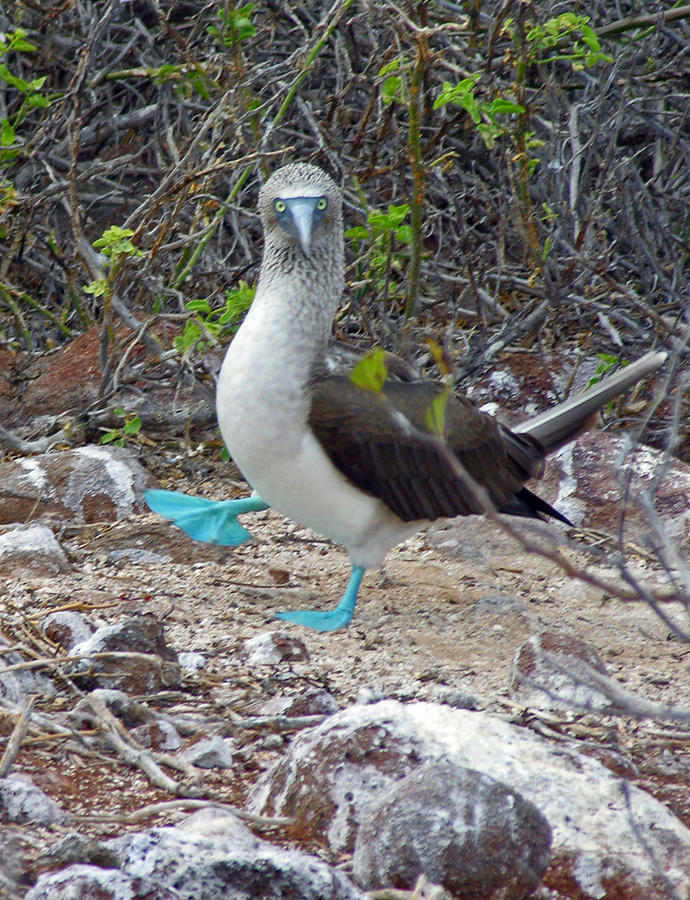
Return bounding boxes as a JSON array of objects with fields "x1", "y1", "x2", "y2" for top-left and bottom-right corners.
[
  {"x1": 0, "y1": 29, "x2": 52, "y2": 164},
  {"x1": 174, "y1": 281, "x2": 255, "y2": 356}
]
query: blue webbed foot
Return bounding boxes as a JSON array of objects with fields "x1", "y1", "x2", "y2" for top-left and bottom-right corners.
[
  {"x1": 274, "y1": 566, "x2": 365, "y2": 632},
  {"x1": 144, "y1": 489, "x2": 268, "y2": 546}
]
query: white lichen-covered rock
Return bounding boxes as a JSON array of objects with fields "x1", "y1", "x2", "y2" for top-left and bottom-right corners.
[
  {"x1": 510, "y1": 631, "x2": 617, "y2": 713},
  {"x1": 0, "y1": 775, "x2": 70, "y2": 827},
  {"x1": 101, "y1": 808, "x2": 367, "y2": 900},
  {"x1": 69, "y1": 613, "x2": 180, "y2": 693},
  {"x1": 25, "y1": 864, "x2": 179, "y2": 900},
  {"x1": 243, "y1": 631, "x2": 309, "y2": 666},
  {"x1": 0, "y1": 636, "x2": 56, "y2": 708},
  {"x1": 547, "y1": 432, "x2": 690, "y2": 545},
  {"x1": 248, "y1": 700, "x2": 690, "y2": 900},
  {"x1": 0, "y1": 524, "x2": 68, "y2": 577},
  {"x1": 181, "y1": 736, "x2": 233, "y2": 769},
  {"x1": 42, "y1": 611, "x2": 97, "y2": 650},
  {"x1": 0, "y1": 446, "x2": 155, "y2": 526},
  {"x1": 352, "y1": 759, "x2": 551, "y2": 898}
]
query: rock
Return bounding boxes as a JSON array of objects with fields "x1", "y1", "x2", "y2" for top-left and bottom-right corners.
[
  {"x1": 130, "y1": 720, "x2": 182, "y2": 752},
  {"x1": 182, "y1": 736, "x2": 233, "y2": 768},
  {"x1": 248, "y1": 700, "x2": 690, "y2": 900},
  {"x1": 544, "y1": 432, "x2": 690, "y2": 546},
  {"x1": 98, "y1": 807, "x2": 369, "y2": 899},
  {"x1": 243, "y1": 631, "x2": 309, "y2": 666},
  {"x1": 510, "y1": 631, "x2": 616, "y2": 713},
  {"x1": 0, "y1": 524, "x2": 68, "y2": 577},
  {"x1": 259, "y1": 688, "x2": 339, "y2": 718},
  {"x1": 41, "y1": 830, "x2": 116, "y2": 869},
  {"x1": 25, "y1": 864, "x2": 178, "y2": 900},
  {"x1": 0, "y1": 637, "x2": 56, "y2": 709},
  {"x1": 466, "y1": 350, "x2": 658, "y2": 425},
  {"x1": 20, "y1": 326, "x2": 107, "y2": 419},
  {"x1": 42, "y1": 611, "x2": 97, "y2": 650},
  {"x1": 69, "y1": 614, "x2": 180, "y2": 693},
  {"x1": 178, "y1": 651, "x2": 206, "y2": 673},
  {"x1": 472, "y1": 592, "x2": 532, "y2": 617},
  {"x1": 352, "y1": 759, "x2": 551, "y2": 898},
  {"x1": 0, "y1": 774, "x2": 70, "y2": 826},
  {"x1": 0, "y1": 445, "x2": 155, "y2": 526},
  {"x1": 0, "y1": 827, "x2": 31, "y2": 900}
]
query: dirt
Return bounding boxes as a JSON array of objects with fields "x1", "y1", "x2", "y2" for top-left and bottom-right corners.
[{"x1": 3, "y1": 443, "x2": 689, "y2": 890}]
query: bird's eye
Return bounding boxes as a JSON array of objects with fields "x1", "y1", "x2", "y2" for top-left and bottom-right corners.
[
  {"x1": 274, "y1": 199, "x2": 287, "y2": 213},
  {"x1": 316, "y1": 197, "x2": 328, "y2": 211}
]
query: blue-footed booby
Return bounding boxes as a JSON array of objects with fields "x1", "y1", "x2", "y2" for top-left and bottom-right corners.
[{"x1": 145, "y1": 162, "x2": 667, "y2": 631}]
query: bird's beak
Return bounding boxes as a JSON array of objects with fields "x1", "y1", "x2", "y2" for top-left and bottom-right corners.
[{"x1": 285, "y1": 197, "x2": 320, "y2": 257}]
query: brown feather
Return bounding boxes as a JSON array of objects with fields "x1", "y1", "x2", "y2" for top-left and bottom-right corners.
[{"x1": 308, "y1": 376, "x2": 550, "y2": 523}]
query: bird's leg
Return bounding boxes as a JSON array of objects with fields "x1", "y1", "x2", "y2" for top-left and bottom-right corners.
[
  {"x1": 144, "y1": 489, "x2": 268, "y2": 546},
  {"x1": 273, "y1": 565, "x2": 365, "y2": 632}
]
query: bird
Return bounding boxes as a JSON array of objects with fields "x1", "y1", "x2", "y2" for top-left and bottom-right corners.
[{"x1": 145, "y1": 162, "x2": 667, "y2": 632}]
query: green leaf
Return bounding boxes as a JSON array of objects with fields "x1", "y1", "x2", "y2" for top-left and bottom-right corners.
[
  {"x1": 27, "y1": 93, "x2": 50, "y2": 108},
  {"x1": 487, "y1": 98, "x2": 525, "y2": 116},
  {"x1": 378, "y1": 58, "x2": 403, "y2": 77},
  {"x1": 123, "y1": 416, "x2": 142, "y2": 436},
  {"x1": 433, "y1": 76, "x2": 481, "y2": 110},
  {"x1": 83, "y1": 278, "x2": 108, "y2": 297},
  {"x1": 0, "y1": 118, "x2": 15, "y2": 146},
  {"x1": 100, "y1": 430, "x2": 123, "y2": 445},
  {"x1": 186, "y1": 298, "x2": 212, "y2": 314},
  {"x1": 380, "y1": 75, "x2": 402, "y2": 105},
  {"x1": 4, "y1": 30, "x2": 36, "y2": 53},
  {"x1": 349, "y1": 348, "x2": 388, "y2": 393},
  {"x1": 369, "y1": 203, "x2": 409, "y2": 230},
  {"x1": 151, "y1": 64, "x2": 180, "y2": 84},
  {"x1": 345, "y1": 225, "x2": 369, "y2": 241}
]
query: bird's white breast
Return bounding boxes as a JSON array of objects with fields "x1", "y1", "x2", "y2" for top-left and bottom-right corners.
[{"x1": 216, "y1": 290, "x2": 419, "y2": 568}]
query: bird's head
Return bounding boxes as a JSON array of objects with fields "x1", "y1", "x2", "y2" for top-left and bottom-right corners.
[{"x1": 258, "y1": 162, "x2": 342, "y2": 258}]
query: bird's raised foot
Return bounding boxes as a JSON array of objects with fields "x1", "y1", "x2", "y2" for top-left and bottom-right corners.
[
  {"x1": 144, "y1": 489, "x2": 268, "y2": 546},
  {"x1": 273, "y1": 565, "x2": 365, "y2": 632}
]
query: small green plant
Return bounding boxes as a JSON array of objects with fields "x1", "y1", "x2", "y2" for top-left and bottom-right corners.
[
  {"x1": 100, "y1": 408, "x2": 142, "y2": 446},
  {"x1": 522, "y1": 13, "x2": 613, "y2": 70},
  {"x1": 433, "y1": 76, "x2": 526, "y2": 150},
  {"x1": 207, "y1": 3, "x2": 256, "y2": 48},
  {"x1": 0, "y1": 29, "x2": 51, "y2": 164},
  {"x1": 587, "y1": 353, "x2": 627, "y2": 389},
  {"x1": 434, "y1": 13, "x2": 611, "y2": 154},
  {"x1": 377, "y1": 57, "x2": 407, "y2": 105},
  {"x1": 346, "y1": 203, "x2": 411, "y2": 304},
  {"x1": 174, "y1": 280, "x2": 255, "y2": 355},
  {"x1": 84, "y1": 226, "x2": 144, "y2": 298},
  {"x1": 150, "y1": 63, "x2": 210, "y2": 100}
]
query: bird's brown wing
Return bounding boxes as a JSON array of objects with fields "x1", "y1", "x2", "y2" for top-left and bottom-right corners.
[{"x1": 308, "y1": 376, "x2": 547, "y2": 523}]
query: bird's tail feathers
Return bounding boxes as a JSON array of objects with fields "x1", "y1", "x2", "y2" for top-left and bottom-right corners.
[{"x1": 514, "y1": 350, "x2": 667, "y2": 452}]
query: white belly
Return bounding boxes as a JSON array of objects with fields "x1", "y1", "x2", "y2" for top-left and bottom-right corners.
[{"x1": 241, "y1": 427, "x2": 419, "y2": 569}]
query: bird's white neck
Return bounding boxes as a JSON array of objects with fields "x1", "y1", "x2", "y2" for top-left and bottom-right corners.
[{"x1": 216, "y1": 238, "x2": 343, "y2": 449}]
